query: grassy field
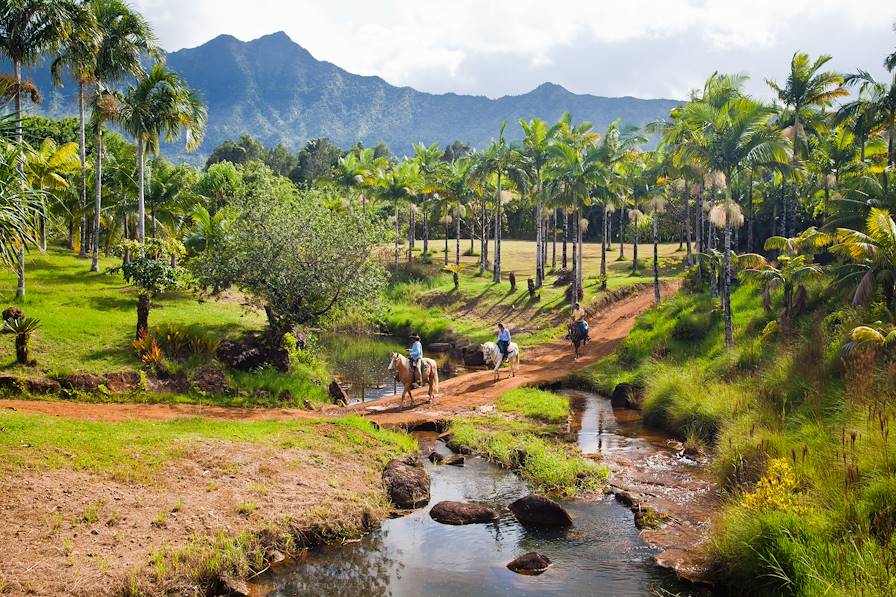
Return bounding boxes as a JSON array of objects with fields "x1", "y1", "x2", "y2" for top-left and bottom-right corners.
[
  {"x1": 0, "y1": 248, "x2": 264, "y2": 376},
  {"x1": 382, "y1": 239, "x2": 686, "y2": 346}
]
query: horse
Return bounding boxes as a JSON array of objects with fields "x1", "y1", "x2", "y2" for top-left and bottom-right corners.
[
  {"x1": 567, "y1": 322, "x2": 589, "y2": 359},
  {"x1": 482, "y1": 341, "x2": 520, "y2": 381},
  {"x1": 388, "y1": 353, "x2": 439, "y2": 407}
]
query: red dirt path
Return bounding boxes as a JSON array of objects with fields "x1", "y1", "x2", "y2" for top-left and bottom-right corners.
[{"x1": 0, "y1": 282, "x2": 679, "y2": 426}]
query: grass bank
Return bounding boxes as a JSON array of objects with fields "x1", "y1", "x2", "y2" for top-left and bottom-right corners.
[
  {"x1": 0, "y1": 409, "x2": 415, "y2": 595},
  {"x1": 379, "y1": 239, "x2": 685, "y2": 348},
  {"x1": 446, "y1": 387, "x2": 607, "y2": 497},
  {"x1": 576, "y1": 276, "x2": 896, "y2": 595}
]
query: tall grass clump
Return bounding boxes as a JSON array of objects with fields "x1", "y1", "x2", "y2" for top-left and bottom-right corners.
[{"x1": 497, "y1": 388, "x2": 569, "y2": 423}]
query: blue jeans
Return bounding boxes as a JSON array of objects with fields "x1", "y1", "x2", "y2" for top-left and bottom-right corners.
[
  {"x1": 497, "y1": 340, "x2": 510, "y2": 357},
  {"x1": 577, "y1": 321, "x2": 588, "y2": 336}
]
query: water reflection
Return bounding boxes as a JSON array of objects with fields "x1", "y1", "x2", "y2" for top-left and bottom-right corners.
[
  {"x1": 320, "y1": 335, "x2": 459, "y2": 404},
  {"x1": 260, "y1": 432, "x2": 706, "y2": 596}
]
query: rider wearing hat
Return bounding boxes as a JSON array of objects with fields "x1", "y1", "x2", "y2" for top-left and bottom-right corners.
[
  {"x1": 572, "y1": 303, "x2": 589, "y2": 341},
  {"x1": 409, "y1": 334, "x2": 423, "y2": 384}
]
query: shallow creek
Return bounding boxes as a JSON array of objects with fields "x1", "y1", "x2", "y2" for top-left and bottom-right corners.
[{"x1": 253, "y1": 391, "x2": 715, "y2": 596}]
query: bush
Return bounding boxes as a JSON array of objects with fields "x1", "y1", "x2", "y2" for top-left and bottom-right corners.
[{"x1": 153, "y1": 323, "x2": 220, "y2": 360}]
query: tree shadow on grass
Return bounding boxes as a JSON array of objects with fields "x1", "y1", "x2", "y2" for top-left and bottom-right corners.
[{"x1": 86, "y1": 295, "x2": 134, "y2": 312}]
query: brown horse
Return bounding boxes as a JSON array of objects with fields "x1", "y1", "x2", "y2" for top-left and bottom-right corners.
[{"x1": 388, "y1": 353, "x2": 439, "y2": 407}]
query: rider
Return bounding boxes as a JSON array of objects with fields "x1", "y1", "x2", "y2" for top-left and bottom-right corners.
[
  {"x1": 496, "y1": 323, "x2": 511, "y2": 362},
  {"x1": 572, "y1": 303, "x2": 589, "y2": 342},
  {"x1": 409, "y1": 334, "x2": 423, "y2": 385}
]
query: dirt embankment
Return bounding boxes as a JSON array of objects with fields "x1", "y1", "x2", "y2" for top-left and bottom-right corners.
[{"x1": 0, "y1": 431, "x2": 397, "y2": 596}]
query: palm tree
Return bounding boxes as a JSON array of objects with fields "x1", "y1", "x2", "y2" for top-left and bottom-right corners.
[
  {"x1": 87, "y1": 0, "x2": 158, "y2": 270},
  {"x1": 0, "y1": 125, "x2": 42, "y2": 267},
  {"x1": 24, "y1": 137, "x2": 80, "y2": 249},
  {"x1": 519, "y1": 118, "x2": 559, "y2": 287},
  {"x1": 440, "y1": 157, "x2": 473, "y2": 266},
  {"x1": 376, "y1": 160, "x2": 421, "y2": 275},
  {"x1": 840, "y1": 70, "x2": 896, "y2": 168},
  {"x1": 832, "y1": 208, "x2": 896, "y2": 309},
  {"x1": 474, "y1": 123, "x2": 514, "y2": 282},
  {"x1": 740, "y1": 253, "x2": 823, "y2": 327},
  {"x1": 0, "y1": 0, "x2": 72, "y2": 296},
  {"x1": 183, "y1": 204, "x2": 235, "y2": 254},
  {"x1": 121, "y1": 63, "x2": 205, "y2": 243},
  {"x1": 51, "y1": 1, "x2": 99, "y2": 258},
  {"x1": 548, "y1": 140, "x2": 605, "y2": 306},
  {"x1": 412, "y1": 143, "x2": 444, "y2": 257}
]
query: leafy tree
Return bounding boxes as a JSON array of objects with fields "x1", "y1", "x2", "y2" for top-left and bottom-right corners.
[
  {"x1": 194, "y1": 161, "x2": 242, "y2": 213},
  {"x1": 442, "y1": 140, "x2": 470, "y2": 163},
  {"x1": 24, "y1": 137, "x2": 79, "y2": 249},
  {"x1": 205, "y1": 134, "x2": 266, "y2": 169},
  {"x1": 192, "y1": 188, "x2": 387, "y2": 343},
  {"x1": 291, "y1": 138, "x2": 341, "y2": 186}
]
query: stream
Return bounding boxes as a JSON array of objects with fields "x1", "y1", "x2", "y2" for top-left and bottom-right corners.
[
  {"x1": 254, "y1": 391, "x2": 715, "y2": 596},
  {"x1": 321, "y1": 335, "x2": 460, "y2": 405}
]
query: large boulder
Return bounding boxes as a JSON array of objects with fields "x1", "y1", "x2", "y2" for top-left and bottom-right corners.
[
  {"x1": 382, "y1": 459, "x2": 430, "y2": 509},
  {"x1": 104, "y1": 371, "x2": 141, "y2": 393},
  {"x1": 507, "y1": 552, "x2": 552, "y2": 575},
  {"x1": 0, "y1": 374, "x2": 22, "y2": 391},
  {"x1": 58, "y1": 373, "x2": 104, "y2": 392},
  {"x1": 328, "y1": 380, "x2": 349, "y2": 406},
  {"x1": 611, "y1": 383, "x2": 644, "y2": 409},
  {"x1": 461, "y1": 346, "x2": 485, "y2": 367},
  {"x1": 191, "y1": 363, "x2": 230, "y2": 395},
  {"x1": 427, "y1": 342, "x2": 453, "y2": 353},
  {"x1": 509, "y1": 495, "x2": 573, "y2": 528},
  {"x1": 217, "y1": 333, "x2": 289, "y2": 372},
  {"x1": 26, "y1": 378, "x2": 60, "y2": 394},
  {"x1": 429, "y1": 501, "x2": 499, "y2": 525}
]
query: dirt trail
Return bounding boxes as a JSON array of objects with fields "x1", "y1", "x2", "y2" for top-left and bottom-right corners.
[{"x1": 0, "y1": 282, "x2": 679, "y2": 425}]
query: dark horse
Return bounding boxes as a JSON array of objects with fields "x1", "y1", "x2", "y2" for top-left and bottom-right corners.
[{"x1": 567, "y1": 322, "x2": 589, "y2": 359}]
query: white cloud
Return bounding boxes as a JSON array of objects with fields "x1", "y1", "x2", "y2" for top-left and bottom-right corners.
[{"x1": 132, "y1": 0, "x2": 896, "y2": 99}]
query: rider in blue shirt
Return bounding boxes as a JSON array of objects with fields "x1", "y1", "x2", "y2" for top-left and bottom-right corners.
[
  {"x1": 496, "y1": 323, "x2": 511, "y2": 360},
  {"x1": 409, "y1": 334, "x2": 423, "y2": 384}
]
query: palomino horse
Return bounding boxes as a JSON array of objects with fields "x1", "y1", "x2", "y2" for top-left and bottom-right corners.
[
  {"x1": 388, "y1": 353, "x2": 439, "y2": 407},
  {"x1": 567, "y1": 322, "x2": 589, "y2": 359},
  {"x1": 482, "y1": 341, "x2": 520, "y2": 381}
]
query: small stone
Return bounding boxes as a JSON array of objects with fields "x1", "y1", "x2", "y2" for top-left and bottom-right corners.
[
  {"x1": 444, "y1": 455, "x2": 465, "y2": 467},
  {"x1": 428, "y1": 452, "x2": 445, "y2": 464}
]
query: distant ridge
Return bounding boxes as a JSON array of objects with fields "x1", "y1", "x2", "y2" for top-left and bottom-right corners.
[{"x1": 11, "y1": 31, "x2": 680, "y2": 162}]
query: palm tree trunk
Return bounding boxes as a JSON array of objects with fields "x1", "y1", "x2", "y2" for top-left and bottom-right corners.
[
  {"x1": 600, "y1": 206, "x2": 607, "y2": 289},
  {"x1": 393, "y1": 202, "x2": 399, "y2": 275},
  {"x1": 78, "y1": 81, "x2": 88, "y2": 258},
  {"x1": 747, "y1": 173, "x2": 755, "y2": 252},
  {"x1": 39, "y1": 213, "x2": 46, "y2": 251},
  {"x1": 67, "y1": 219, "x2": 75, "y2": 250},
  {"x1": 632, "y1": 214, "x2": 639, "y2": 273},
  {"x1": 685, "y1": 181, "x2": 692, "y2": 266},
  {"x1": 562, "y1": 212, "x2": 568, "y2": 270},
  {"x1": 423, "y1": 205, "x2": 429, "y2": 256},
  {"x1": 618, "y1": 209, "x2": 625, "y2": 259},
  {"x1": 137, "y1": 136, "x2": 146, "y2": 243},
  {"x1": 576, "y1": 208, "x2": 583, "y2": 289},
  {"x1": 407, "y1": 205, "x2": 414, "y2": 263},
  {"x1": 480, "y1": 197, "x2": 486, "y2": 272},
  {"x1": 444, "y1": 200, "x2": 449, "y2": 265},
  {"x1": 723, "y1": 215, "x2": 733, "y2": 349},
  {"x1": 535, "y1": 199, "x2": 542, "y2": 287},
  {"x1": 14, "y1": 60, "x2": 25, "y2": 299},
  {"x1": 455, "y1": 216, "x2": 461, "y2": 265},
  {"x1": 708, "y1": 198, "x2": 717, "y2": 298},
  {"x1": 551, "y1": 208, "x2": 557, "y2": 269},
  {"x1": 92, "y1": 128, "x2": 102, "y2": 273},
  {"x1": 123, "y1": 215, "x2": 130, "y2": 266},
  {"x1": 653, "y1": 210, "x2": 660, "y2": 305},
  {"x1": 493, "y1": 174, "x2": 501, "y2": 283}
]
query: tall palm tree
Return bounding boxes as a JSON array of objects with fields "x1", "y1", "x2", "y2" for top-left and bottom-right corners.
[
  {"x1": 121, "y1": 62, "x2": 206, "y2": 243},
  {"x1": 474, "y1": 123, "x2": 514, "y2": 282},
  {"x1": 681, "y1": 82, "x2": 790, "y2": 348},
  {"x1": 51, "y1": 1, "x2": 99, "y2": 257},
  {"x1": 767, "y1": 52, "x2": 847, "y2": 234},
  {"x1": 412, "y1": 143, "x2": 444, "y2": 257},
  {"x1": 0, "y1": 0, "x2": 73, "y2": 296},
  {"x1": 87, "y1": 0, "x2": 158, "y2": 271},
  {"x1": 440, "y1": 157, "x2": 473, "y2": 266},
  {"x1": 548, "y1": 140, "x2": 605, "y2": 306},
  {"x1": 519, "y1": 118, "x2": 559, "y2": 287},
  {"x1": 376, "y1": 160, "x2": 421, "y2": 275},
  {"x1": 840, "y1": 70, "x2": 896, "y2": 168}
]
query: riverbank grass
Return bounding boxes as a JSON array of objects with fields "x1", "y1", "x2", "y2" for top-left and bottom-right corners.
[{"x1": 497, "y1": 387, "x2": 569, "y2": 423}]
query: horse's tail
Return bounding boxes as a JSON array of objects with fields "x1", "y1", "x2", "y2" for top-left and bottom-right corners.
[{"x1": 432, "y1": 362, "x2": 440, "y2": 393}]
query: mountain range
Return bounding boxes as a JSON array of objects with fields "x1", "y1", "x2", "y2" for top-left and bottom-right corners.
[{"x1": 13, "y1": 31, "x2": 681, "y2": 162}]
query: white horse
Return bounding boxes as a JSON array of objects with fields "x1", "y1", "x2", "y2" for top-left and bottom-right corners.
[
  {"x1": 482, "y1": 341, "x2": 520, "y2": 381},
  {"x1": 388, "y1": 352, "x2": 439, "y2": 407}
]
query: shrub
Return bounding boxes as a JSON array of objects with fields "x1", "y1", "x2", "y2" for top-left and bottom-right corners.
[
  {"x1": 153, "y1": 323, "x2": 219, "y2": 360},
  {"x1": 671, "y1": 310, "x2": 716, "y2": 342}
]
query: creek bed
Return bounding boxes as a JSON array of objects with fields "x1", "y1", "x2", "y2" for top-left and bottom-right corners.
[{"x1": 254, "y1": 391, "x2": 712, "y2": 596}]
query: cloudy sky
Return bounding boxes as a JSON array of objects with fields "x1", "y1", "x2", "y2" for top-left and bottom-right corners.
[{"x1": 133, "y1": 0, "x2": 895, "y2": 100}]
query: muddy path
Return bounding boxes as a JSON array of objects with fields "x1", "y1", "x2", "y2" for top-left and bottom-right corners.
[{"x1": 1, "y1": 282, "x2": 679, "y2": 426}]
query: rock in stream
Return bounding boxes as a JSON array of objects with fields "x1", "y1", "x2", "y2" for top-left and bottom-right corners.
[{"x1": 382, "y1": 459, "x2": 430, "y2": 509}]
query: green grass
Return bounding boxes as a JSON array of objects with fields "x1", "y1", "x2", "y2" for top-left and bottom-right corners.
[
  {"x1": 576, "y1": 272, "x2": 896, "y2": 595},
  {"x1": 0, "y1": 409, "x2": 415, "y2": 482},
  {"x1": 447, "y1": 416, "x2": 607, "y2": 497},
  {"x1": 0, "y1": 248, "x2": 264, "y2": 375},
  {"x1": 497, "y1": 387, "x2": 570, "y2": 423},
  {"x1": 379, "y1": 240, "x2": 685, "y2": 347}
]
